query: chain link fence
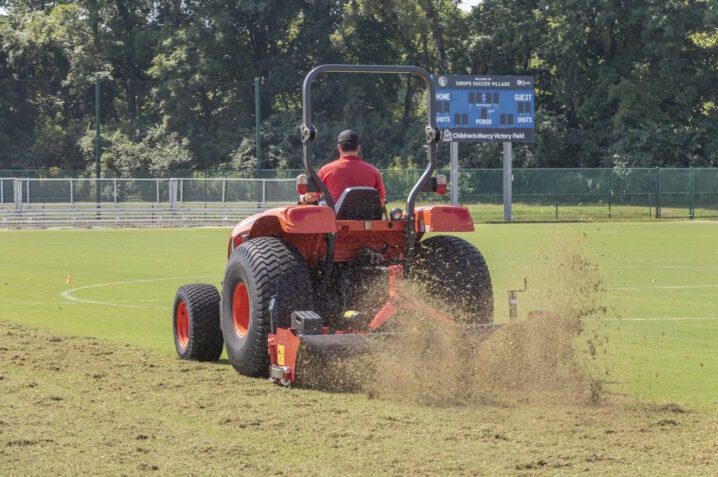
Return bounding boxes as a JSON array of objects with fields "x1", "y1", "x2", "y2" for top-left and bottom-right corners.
[
  {"x1": 1, "y1": 167, "x2": 716, "y2": 227},
  {"x1": 458, "y1": 167, "x2": 718, "y2": 221}
]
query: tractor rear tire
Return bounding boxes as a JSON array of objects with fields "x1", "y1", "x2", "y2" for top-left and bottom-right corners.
[
  {"x1": 412, "y1": 235, "x2": 494, "y2": 323},
  {"x1": 173, "y1": 284, "x2": 224, "y2": 361},
  {"x1": 221, "y1": 237, "x2": 313, "y2": 377}
]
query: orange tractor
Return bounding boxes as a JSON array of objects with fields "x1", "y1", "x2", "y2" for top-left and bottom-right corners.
[{"x1": 173, "y1": 65, "x2": 494, "y2": 385}]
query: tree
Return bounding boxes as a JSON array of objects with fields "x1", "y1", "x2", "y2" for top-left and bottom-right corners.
[{"x1": 0, "y1": 0, "x2": 716, "y2": 172}]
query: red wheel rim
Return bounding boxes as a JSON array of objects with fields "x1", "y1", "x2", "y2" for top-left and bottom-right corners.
[
  {"x1": 176, "y1": 300, "x2": 189, "y2": 349},
  {"x1": 232, "y1": 282, "x2": 250, "y2": 337}
]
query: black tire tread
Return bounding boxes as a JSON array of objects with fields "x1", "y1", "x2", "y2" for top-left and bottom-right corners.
[
  {"x1": 174, "y1": 283, "x2": 223, "y2": 361},
  {"x1": 412, "y1": 235, "x2": 494, "y2": 323},
  {"x1": 222, "y1": 237, "x2": 312, "y2": 377}
]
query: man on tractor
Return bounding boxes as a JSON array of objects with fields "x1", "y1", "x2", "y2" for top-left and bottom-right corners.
[
  {"x1": 300, "y1": 129, "x2": 386, "y2": 206},
  {"x1": 172, "y1": 65, "x2": 495, "y2": 386}
]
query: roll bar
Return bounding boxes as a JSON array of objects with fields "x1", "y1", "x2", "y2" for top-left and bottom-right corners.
[{"x1": 300, "y1": 64, "x2": 442, "y2": 258}]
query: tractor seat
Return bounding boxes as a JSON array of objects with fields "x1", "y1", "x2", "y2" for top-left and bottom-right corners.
[{"x1": 334, "y1": 187, "x2": 383, "y2": 220}]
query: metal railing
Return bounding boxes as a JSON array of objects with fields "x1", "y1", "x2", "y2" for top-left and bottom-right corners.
[{"x1": 0, "y1": 177, "x2": 296, "y2": 227}]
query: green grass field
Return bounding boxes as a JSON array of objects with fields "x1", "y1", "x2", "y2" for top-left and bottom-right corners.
[
  {"x1": 2, "y1": 221, "x2": 718, "y2": 474},
  {"x1": 2, "y1": 222, "x2": 717, "y2": 406}
]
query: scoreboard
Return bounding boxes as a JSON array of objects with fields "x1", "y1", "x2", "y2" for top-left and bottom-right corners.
[{"x1": 434, "y1": 75, "x2": 535, "y2": 143}]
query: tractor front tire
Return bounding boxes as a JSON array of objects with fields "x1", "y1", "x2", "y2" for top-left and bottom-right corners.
[
  {"x1": 412, "y1": 235, "x2": 494, "y2": 323},
  {"x1": 221, "y1": 237, "x2": 313, "y2": 377},
  {"x1": 173, "y1": 284, "x2": 224, "y2": 361}
]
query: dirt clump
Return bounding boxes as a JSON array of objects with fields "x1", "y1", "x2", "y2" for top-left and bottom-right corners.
[
  {"x1": 359, "y1": 309, "x2": 596, "y2": 406},
  {"x1": 302, "y1": 239, "x2": 609, "y2": 407}
]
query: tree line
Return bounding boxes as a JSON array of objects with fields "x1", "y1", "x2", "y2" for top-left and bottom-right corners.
[{"x1": 1, "y1": 0, "x2": 716, "y2": 174}]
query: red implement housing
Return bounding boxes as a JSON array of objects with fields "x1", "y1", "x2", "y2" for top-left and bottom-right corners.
[
  {"x1": 267, "y1": 264, "x2": 466, "y2": 386},
  {"x1": 267, "y1": 327, "x2": 302, "y2": 386}
]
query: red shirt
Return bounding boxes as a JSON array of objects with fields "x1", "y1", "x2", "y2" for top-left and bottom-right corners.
[{"x1": 318, "y1": 155, "x2": 386, "y2": 206}]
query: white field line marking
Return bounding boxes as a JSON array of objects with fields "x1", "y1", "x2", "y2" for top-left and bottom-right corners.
[
  {"x1": 600, "y1": 264, "x2": 709, "y2": 269},
  {"x1": 61, "y1": 276, "x2": 215, "y2": 309},
  {"x1": 608, "y1": 284, "x2": 718, "y2": 291},
  {"x1": 524, "y1": 284, "x2": 718, "y2": 291},
  {"x1": 597, "y1": 317, "x2": 718, "y2": 322}
]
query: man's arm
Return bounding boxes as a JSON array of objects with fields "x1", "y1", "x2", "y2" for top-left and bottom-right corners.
[
  {"x1": 300, "y1": 166, "x2": 327, "y2": 204},
  {"x1": 299, "y1": 192, "x2": 320, "y2": 204}
]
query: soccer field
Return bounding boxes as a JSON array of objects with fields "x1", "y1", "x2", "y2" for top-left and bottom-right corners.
[
  {"x1": 2, "y1": 221, "x2": 718, "y2": 474},
  {"x1": 1, "y1": 221, "x2": 717, "y2": 406}
]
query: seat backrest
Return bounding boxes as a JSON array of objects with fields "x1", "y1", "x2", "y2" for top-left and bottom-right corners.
[{"x1": 334, "y1": 187, "x2": 383, "y2": 220}]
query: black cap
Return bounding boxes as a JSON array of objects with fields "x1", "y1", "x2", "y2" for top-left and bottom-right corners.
[{"x1": 337, "y1": 129, "x2": 359, "y2": 150}]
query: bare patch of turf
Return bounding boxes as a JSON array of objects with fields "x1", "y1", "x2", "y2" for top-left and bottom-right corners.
[{"x1": 2, "y1": 321, "x2": 718, "y2": 475}]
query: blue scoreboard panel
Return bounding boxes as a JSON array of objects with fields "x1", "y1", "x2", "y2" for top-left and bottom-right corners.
[{"x1": 434, "y1": 74, "x2": 534, "y2": 143}]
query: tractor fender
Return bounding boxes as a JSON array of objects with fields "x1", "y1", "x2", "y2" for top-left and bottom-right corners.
[
  {"x1": 415, "y1": 205, "x2": 474, "y2": 233},
  {"x1": 228, "y1": 206, "x2": 336, "y2": 256}
]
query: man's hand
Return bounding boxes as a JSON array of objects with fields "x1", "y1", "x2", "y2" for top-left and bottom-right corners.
[{"x1": 299, "y1": 192, "x2": 320, "y2": 204}]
